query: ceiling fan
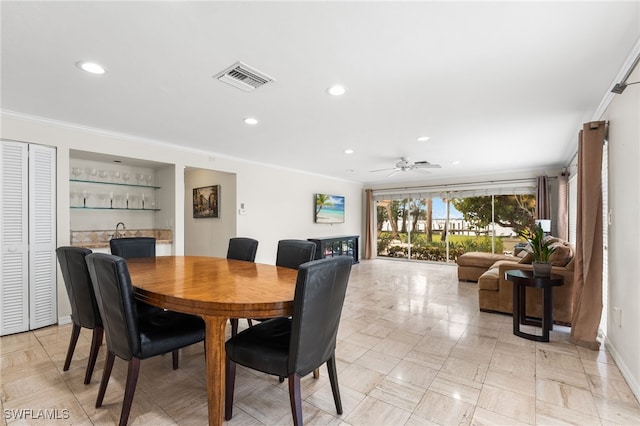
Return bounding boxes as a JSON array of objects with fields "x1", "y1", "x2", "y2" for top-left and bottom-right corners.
[{"x1": 370, "y1": 157, "x2": 441, "y2": 177}]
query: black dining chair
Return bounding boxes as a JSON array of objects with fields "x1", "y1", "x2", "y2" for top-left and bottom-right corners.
[
  {"x1": 275, "y1": 239, "x2": 317, "y2": 269},
  {"x1": 227, "y1": 237, "x2": 259, "y2": 262},
  {"x1": 109, "y1": 237, "x2": 165, "y2": 320},
  {"x1": 274, "y1": 239, "x2": 319, "y2": 379},
  {"x1": 56, "y1": 246, "x2": 103, "y2": 385},
  {"x1": 109, "y1": 237, "x2": 156, "y2": 259},
  {"x1": 85, "y1": 253, "x2": 206, "y2": 426},
  {"x1": 250, "y1": 239, "x2": 316, "y2": 326},
  {"x1": 225, "y1": 256, "x2": 353, "y2": 425},
  {"x1": 226, "y1": 237, "x2": 259, "y2": 336}
]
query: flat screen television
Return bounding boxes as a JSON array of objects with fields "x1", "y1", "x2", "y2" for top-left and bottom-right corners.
[{"x1": 314, "y1": 194, "x2": 345, "y2": 224}]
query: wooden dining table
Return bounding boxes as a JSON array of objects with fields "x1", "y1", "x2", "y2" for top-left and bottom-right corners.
[{"x1": 126, "y1": 256, "x2": 299, "y2": 426}]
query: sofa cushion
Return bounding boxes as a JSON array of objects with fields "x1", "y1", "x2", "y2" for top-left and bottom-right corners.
[
  {"x1": 478, "y1": 268, "x2": 499, "y2": 291},
  {"x1": 518, "y1": 237, "x2": 573, "y2": 266},
  {"x1": 548, "y1": 240, "x2": 573, "y2": 266},
  {"x1": 491, "y1": 259, "x2": 520, "y2": 269},
  {"x1": 457, "y1": 252, "x2": 515, "y2": 268},
  {"x1": 518, "y1": 252, "x2": 534, "y2": 264}
]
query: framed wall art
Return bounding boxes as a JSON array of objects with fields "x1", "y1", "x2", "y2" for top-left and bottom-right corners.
[
  {"x1": 314, "y1": 193, "x2": 345, "y2": 224},
  {"x1": 193, "y1": 185, "x2": 220, "y2": 218}
]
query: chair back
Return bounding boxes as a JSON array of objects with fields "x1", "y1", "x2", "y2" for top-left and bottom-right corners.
[
  {"x1": 85, "y1": 253, "x2": 141, "y2": 360},
  {"x1": 227, "y1": 237, "x2": 258, "y2": 262},
  {"x1": 56, "y1": 246, "x2": 101, "y2": 329},
  {"x1": 275, "y1": 239, "x2": 316, "y2": 270},
  {"x1": 288, "y1": 256, "x2": 352, "y2": 376},
  {"x1": 110, "y1": 237, "x2": 156, "y2": 259}
]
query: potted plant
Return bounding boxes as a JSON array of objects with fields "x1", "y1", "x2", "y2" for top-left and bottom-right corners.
[{"x1": 519, "y1": 223, "x2": 556, "y2": 277}]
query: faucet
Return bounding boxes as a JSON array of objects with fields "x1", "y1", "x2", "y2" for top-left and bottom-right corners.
[{"x1": 114, "y1": 222, "x2": 126, "y2": 239}]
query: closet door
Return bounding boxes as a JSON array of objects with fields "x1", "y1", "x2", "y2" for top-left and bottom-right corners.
[
  {"x1": 0, "y1": 141, "x2": 29, "y2": 335},
  {"x1": 0, "y1": 141, "x2": 56, "y2": 335},
  {"x1": 28, "y1": 144, "x2": 57, "y2": 329}
]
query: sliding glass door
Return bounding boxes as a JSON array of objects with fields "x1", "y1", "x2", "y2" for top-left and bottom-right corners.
[
  {"x1": 376, "y1": 196, "x2": 453, "y2": 262},
  {"x1": 375, "y1": 188, "x2": 536, "y2": 263}
]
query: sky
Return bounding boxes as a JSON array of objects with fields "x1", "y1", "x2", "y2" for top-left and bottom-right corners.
[{"x1": 429, "y1": 198, "x2": 462, "y2": 219}]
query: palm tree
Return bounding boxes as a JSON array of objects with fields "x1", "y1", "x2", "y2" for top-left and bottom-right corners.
[
  {"x1": 410, "y1": 198, "x2": 426, "y2": 235},
  {"x1": 377, "y1": 200, "x2": 399, "y2": 238},
  {"x1": 315, "y1": 194, "x2": 333, "y2": 221},
  {"x1": 425, "y1": 198, "x2": 433, "y2": 242},
  {"x1": 399, "y1": 198, "x2": 409, "y2": 233},
  {"x1": 376, "y1": 204, "x2": 387, "y2": 231}
]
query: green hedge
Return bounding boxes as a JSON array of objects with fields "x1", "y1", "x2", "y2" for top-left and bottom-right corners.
[{"x1": 377, "y1": 232, "x2": 505, "y2": 261}]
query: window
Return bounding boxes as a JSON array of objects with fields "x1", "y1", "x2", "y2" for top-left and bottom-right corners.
[{"x1": 374, "y1": 180, "x2": 536, "y2": 262}]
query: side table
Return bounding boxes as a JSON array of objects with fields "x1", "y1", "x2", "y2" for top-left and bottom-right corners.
[{"x1": 505, "y1": 270, "x2": 564, "y2": 342}]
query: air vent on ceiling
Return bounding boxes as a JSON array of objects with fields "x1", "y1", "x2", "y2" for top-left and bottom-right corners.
[{"x1": 214, "y1": 61, "x2": 275, "y2": 92}]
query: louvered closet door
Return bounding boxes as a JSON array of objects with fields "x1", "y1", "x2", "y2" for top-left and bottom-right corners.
[
  {"x1": 28, "y1": 144, "x2": 56, "y2": 330},
  {"x1": 0, "y1": 141, "x2": 29, "y2": 335}
]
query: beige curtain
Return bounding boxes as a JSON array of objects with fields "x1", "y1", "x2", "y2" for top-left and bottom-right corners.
[
  {"x1": 557, "y1": 172, "x2": 569, "y2": 241},
  {"x1": 363, "y1": 189, "x2": 375, "y2": 259},
  {"x1": 536, "y1": 175, "x2": 550, "y2": 219},
  {"x1": 570, "y1": 121, "x2": 605, "y2": 350}
]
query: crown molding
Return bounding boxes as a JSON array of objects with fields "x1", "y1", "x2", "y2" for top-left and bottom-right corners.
[
  {"x1": 1, "y1": 109, "x2": 361, "y2": 185},
  {"x1": 592, "y1": 36, "x2": 640, "y2": 121}
]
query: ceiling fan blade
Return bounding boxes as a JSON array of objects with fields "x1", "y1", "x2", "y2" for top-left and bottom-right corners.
[
  {"x1": 411, "y1": 168, "x2": 432, "y2": 175},
  {"x1": 370, "y1": 167, "x2": 395, "y2": 172},
  {"x1": 386, "y1": 170, "x2": 400, "y2": 177},
  {"x1": 413, "y1": 161, "x2": 442, "y2": 168}
]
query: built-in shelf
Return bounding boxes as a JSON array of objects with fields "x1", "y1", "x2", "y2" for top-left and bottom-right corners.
[{"x1": 70, "y1": 179, "x2": 160, "y2": 189}]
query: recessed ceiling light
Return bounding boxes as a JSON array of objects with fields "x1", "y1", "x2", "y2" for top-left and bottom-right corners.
[
  {"x1": 243, "y1": 117, "x2": 258, "y2": 125},
  {"x1": 451, "y1": 160, "x2": 460, "y2": 165},
  {"x1": 416, "y1": 136, "x2": 430, "y2": 142},
  {"x1": 327, "y1": 85, "x2": 346, "y2": 96},
  {"x1": 344, "y1": 149, "x2": 354, "y2": 154},
  {"x1": 76, "y1": 61, "x2": 106, "y2": 74}
]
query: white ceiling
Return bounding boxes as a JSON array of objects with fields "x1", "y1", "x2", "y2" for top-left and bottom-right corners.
[{"x1": 2, "y1": 1, "x2": 639, "y2": 184}]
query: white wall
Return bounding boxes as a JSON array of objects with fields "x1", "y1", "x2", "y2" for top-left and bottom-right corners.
[
  {"x1": 601, "y1": 64, "x2": 640, "y2": 400},
  {"x1": 182, "y1": 165, "x2": 365, "y2": 262},
  {"x1": 232, "y1": 162, "x2": 362, "y2": 264},
  {"x1": 184, "y1": 168, "x2": 237, "y2": 257},
  {"x1": 0, "y1": 113, "x2": 364, "y2": 318}
]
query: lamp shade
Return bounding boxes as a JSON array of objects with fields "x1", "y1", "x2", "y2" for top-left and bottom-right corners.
[{"x1": 535, "y1": 219, "x2": 551, "y2": 233}]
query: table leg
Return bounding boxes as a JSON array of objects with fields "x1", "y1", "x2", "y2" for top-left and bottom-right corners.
[
  {"x1": 542, "y1": 287, "x2": 553, "y2": 342},
  {"x1": 203, "y1": 316, "x2": 228, "y2": 426},
  {"x1": 519, "y1": 284, "x2": 527, "y2": 325},
  {"x1": 512, "y1": 282, "x2": 521, "y2": 335}
]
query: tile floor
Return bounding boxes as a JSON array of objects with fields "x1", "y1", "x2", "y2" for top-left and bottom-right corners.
[{"x1": 1, "y1": 259, "x2": 639, "y2": 425}]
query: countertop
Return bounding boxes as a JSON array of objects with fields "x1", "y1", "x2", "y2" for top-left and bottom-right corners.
[{"x1": 70, "y1": 228, "x2": 173, "y2": 249}]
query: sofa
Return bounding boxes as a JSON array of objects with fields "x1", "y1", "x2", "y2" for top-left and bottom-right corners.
[
  {"x1": 457, "y1": 252, "x2": 518, "y2": 281},
  {"x1": 458, "y1": 238, "x2": 575, "y2": 325}
]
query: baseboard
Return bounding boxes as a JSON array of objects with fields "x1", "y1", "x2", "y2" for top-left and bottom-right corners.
[
  {"x1": 604, "y1": 336, "x2": 640, "y2": 403},
  {"x1": 58, "y1": 315, "x2": 71, "y2": 326}
]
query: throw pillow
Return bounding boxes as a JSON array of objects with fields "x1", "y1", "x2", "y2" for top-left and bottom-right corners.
[
  {"x1": 548, "y1": 242, "x2": 573, "y2": 266},
  {"x1": 518, "y1": 252, "x2": 534, "y2": 264}
]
